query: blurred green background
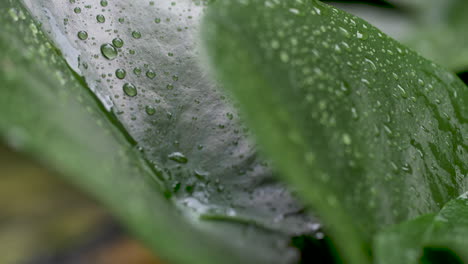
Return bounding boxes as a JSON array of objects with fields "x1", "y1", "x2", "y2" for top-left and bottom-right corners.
[{"x1": 0, "y1": 144, "x2": 162, "y2": 264}]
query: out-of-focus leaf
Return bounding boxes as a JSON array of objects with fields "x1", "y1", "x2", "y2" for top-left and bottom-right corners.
[
  {"x1": 201, "y1": 0, "x2": 468, "y2": 263},
  {"x1": 0, "y1": 1, "x2": 323, "y2": 263},
  {"x1": 375, "y1": 192, "x2": 468, "y2": 264}
]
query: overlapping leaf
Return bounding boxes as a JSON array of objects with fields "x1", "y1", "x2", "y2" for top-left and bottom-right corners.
[
  {"x1": 375, "y1": 193, "x2": 468, "y2": 264},
  {"x1": 202, "y1": 0, "x2": 468, "y2": 263}
]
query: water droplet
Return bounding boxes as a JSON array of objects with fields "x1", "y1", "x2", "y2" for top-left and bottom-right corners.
[
  {"x1": 271, "y1": 40, "x2": 280, "y2": 49},
  {"x1": 133, "y1": 67, "x2": 142, "y2": 76},
  {"x1": 100, "y1": 0, "x2": 108, "y2": 7},
  {"x1": 96, "y1": 14, "x2": 106, "y2": 23},
  {"x1": 311, "y1": 6, "x2": 322, "y2": 15},
  {"x1": 132, "y1": 31, "x2": 142, "y2": 39},
  {"x1": 77, "y1": 31, "x2": 88, "y2": 40},
  {"x1": 146, "y1": 70, "x2": 156, "y2": 79},
  {"x1": 356, "y1": 30, "x2": 368, "y2": 40},
  {"x1": 339, "y1": 27, "x2": 350, "y2": 38},
  {"x1": 402, "y1": 163, "x2": 413, "y2": 174},
  {"x1": 123, "y1": 83, "x2": 137, "y2": 97},
  {"x1": 112, "y1": 38, "x2": 124, "y2": 48},
  {"x1": 168, "y1": 152, "x2": 188, "y2": 164},
  {"x1": 115, "y1": 68, "x2": 126, "y2": 79},
  {"x1": 342, "y1": 133, "x2": 352, "y2": 145},
  {"x1": 289, "y1": 8, "x2": 300, "y2": 15},
  {"x1": 194, "y1": 170, "x2": 209, "y2": 180},
  {"x1": 383, "y1": 125, "x2": 393, "y2": 135},
  {"x1": 351, "y1": 107, "x2": 359, "y2": 120},
  {"x1": 74, "y1": 7, "x2": 81, "y2": 14},
  {"x1": 397, "y1": 84, "x2": 408, "y2": 98},
  {"x1": 280, "y1": 51, "x2": 289, "y2": 62},
  {"x1": 364, "y1": 58, "x2": 377, "y2": 71},
  {"x1": 100, "y1": 43, "x2": 118, "y2": 60},
  {"x1": 8, "y1": 8, "x2": 19, "y2": 21},
  {"x1": 145, "y1": 106, "x2": 156, "y2": 115}
]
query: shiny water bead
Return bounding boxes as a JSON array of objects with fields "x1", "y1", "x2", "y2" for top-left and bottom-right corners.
[
  {"x1": 168, "y1": 152, "x2": 188, "y2": 164},
  {"x1": 115, "y1": 68, "x2": 126, "y2": 79},
  {"x1": 100, "y1": 43, "x2": 118, "y2": 60},
  {"x1": 145, "y1": 106, "x2": 156, "y2": 116},
  {"x1": 77, "y1": 31, "x2": 88, "y2": 40},
  {"x1": 132, "y1": 31, "x2": 142, "y2": 39},
  {"x1": 112, "y1": 37, "x2": 124, "y2": 48},
  {"x1": 123, "y1": 83, "x2": 137, "y2": 97},
  {"x1": 146, "y1": 70, "x2": 156, "y2": 79},
  {"x1": 133, "y1": 67, "x2": 142, "y2": 76},
  {"x1": 96, "y1": 14, "x2": 106, "y2": 23}
]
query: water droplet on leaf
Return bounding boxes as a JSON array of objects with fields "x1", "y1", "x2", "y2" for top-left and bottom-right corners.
[
  {"x1": 112, "y1": 38, "x2": 124, "y2": 48},
  {"x1": 146, "y1": 70, "x2": 156, "y2": 79},
  {"x1": 115, "y1": 68, "x2": 126, "y2": 79},
  {"x1": 77, "y1": 31, "x2": 88, "y2": 40},
  {"x1": 145, "y1": 106, "x2": 156, "y2": 115},
  {"x1": 132, "y1": 31, "x2": 142, "y2": 39},
  {"x1": 100, "y1": 43, "x2": 118, "y2": 60},
  {"x1": 168, "y1": 152, "x2": 188, "y2": 164},
  {"x1": 123, "y1": 83, "x2": 137, "y2": 97},
  {"x1": 96, "y1": 14, "x2": 105, "y2": 23}
]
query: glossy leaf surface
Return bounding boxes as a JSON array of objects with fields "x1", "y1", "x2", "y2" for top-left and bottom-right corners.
[
  {"x1": 202, "y1": 0, "x2": 468, "y2": 263},
  {"x1": 375, "y1": 193, "x2": 468, "y2": 264}
]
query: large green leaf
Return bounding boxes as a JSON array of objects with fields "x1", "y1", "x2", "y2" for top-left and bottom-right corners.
[
  {"x1": 375, "y1": 192, "x2": 468, "y2": 264},
  {"x1": 0, "y1": 0, "x2": 323, "y2": 263},
  {"x1": 201, "y1": 0, "x2": 468, "y2": 263}
]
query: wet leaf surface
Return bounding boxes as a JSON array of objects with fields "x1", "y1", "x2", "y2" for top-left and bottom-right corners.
[
  {"x1": 375, "y1": 193, "x2": 468, "y2": 264},
  {"x1": 202, "y1": 0, "x2": 468, "y2": 263}
]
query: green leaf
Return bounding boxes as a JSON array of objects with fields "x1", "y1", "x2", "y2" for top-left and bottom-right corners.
[
  {"x1": 0, "y1": 0, "x2": 324, "y2": 263},
  {"x1": 201, "y1": 0, "x2": 468, "y2": 263},
  {"x1": 0, "y1": 3, "x2": 249, "y2": 264},
  {"x1": 375, "y1": 192, "x2": 468, "y2": 264}
]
